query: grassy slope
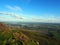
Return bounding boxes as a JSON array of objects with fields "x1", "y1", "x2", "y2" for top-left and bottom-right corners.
[
  {"x1": 21, "y1": 30, "x2": 60, "y2": 45},
  {"x1": 0, "y1": 30, "x2": 60, "y2": 45}
]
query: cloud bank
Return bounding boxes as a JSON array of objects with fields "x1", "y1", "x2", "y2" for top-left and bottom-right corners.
[
  {"x1": 0, "y1": 12, "x2": 60, "y2": 23},
  {"x1": 0, "y1": 12, "x2": 23, "y2": 19}
]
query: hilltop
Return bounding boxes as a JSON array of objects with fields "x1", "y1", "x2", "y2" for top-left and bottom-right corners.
[{"x1": 0, "y1": 22, "x2": 12, "y2": 31}]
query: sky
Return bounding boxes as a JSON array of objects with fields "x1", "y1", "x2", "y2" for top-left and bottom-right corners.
[{"x1": 0, "y1": 0, "x2": 60, "y2": 23}]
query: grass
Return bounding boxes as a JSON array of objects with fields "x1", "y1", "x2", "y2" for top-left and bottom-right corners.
[{"x1": 0, "y1": 30, "x2": 60, "y2": 45}]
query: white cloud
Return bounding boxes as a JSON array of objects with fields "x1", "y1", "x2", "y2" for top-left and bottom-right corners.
[
  {"x1": 5, "y1": 5, "x2": 23, "y2": 12},
  {"x1": 30, "y1": 15, "x2": 60, "y2": 23},
  {"x1": 0, "y1": 12, "x2": 24, "y2": 19},
  {"x1": 0, "y1": 12, "x2": 60, "y2": 23},
  {"x1": 0, "y1": 16, "x2": 23, "y2": 22}
]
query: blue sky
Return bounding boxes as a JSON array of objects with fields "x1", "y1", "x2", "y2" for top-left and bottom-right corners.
[{"x1": 0, "y1": 0, "x2": 60, "y2": 23}]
